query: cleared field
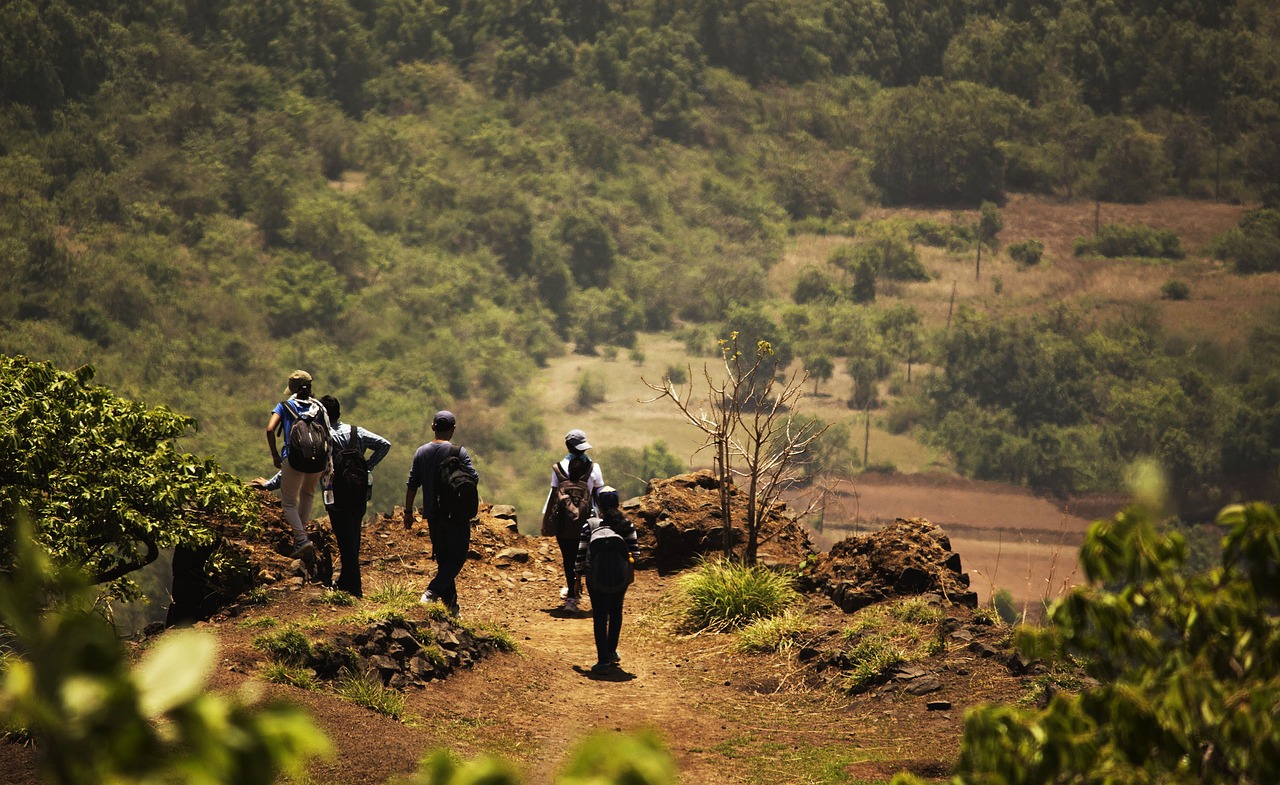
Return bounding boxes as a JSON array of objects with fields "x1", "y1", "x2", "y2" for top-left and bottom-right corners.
[{"x1": 529, "y1": 195, "x2": 1272, "y2": 615}]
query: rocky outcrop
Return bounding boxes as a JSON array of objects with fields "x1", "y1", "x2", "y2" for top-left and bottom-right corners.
[
  {"x1": 799, "y1": 517, "x2": 978, "y2": 611},
  {"x1": 623, "y1": 470, "x2": 816, "y2": 573}
]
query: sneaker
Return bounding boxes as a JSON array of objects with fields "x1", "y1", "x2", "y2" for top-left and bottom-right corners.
[
  {"x1": 559, "y1": 586, "x2": 570, "y2": 600},
  {"x1": 447, "y1": 603, "x2": 461, "y2": 618},
  {"x1": 419, "y1": 590, "x2": 441, "y2": 604},
  {"x1": 609, "y1": 651, "x2": 621, "y2": 664},
  {"x1": 563, "y1": 597, "x2": 579, "y2": 612},
  {"x1": 289, "y1": 541, "x2": 316, "y2": 561},
  {"x1": 590, "y1": 661, "x2": 615, "y2": 674}
]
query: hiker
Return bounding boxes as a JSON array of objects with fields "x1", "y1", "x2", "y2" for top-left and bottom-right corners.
[
  {"x1": 265, "y1": 370, "x2": 332, "y2": 561},
  {"x1": 403, "y1": 410, "x2": 479, "y2": 616},
  {"x1": 319, "y1": 394, "x2": 391, "y2": 598},
  {"x1": 575, "y1": 487, "x2": 639, "y2": 673},
  {"x1": 541, "y1": 428, "x2": 604, "y2": 612}
]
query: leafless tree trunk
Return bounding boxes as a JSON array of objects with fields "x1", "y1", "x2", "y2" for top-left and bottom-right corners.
[{"x1": 643, "y1": 334, "x2": 827, "y2": 564}]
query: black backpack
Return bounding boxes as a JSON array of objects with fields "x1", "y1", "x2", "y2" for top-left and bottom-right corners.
[
  {"x1": 284, "y1": 400, "x2": 330, "y2": 473},
  {"x1": 587, "y1": 517, "x2": 633, "y2": 593},
  {"x1": 330, "y1": 424, "x2": 368, "y2": 509},
  {"x1": 434, "y1": 444, "x2": 479, "y2": 525},
  {"x1": 549, "y1": 461, "x2": 592, "y2": 538}
]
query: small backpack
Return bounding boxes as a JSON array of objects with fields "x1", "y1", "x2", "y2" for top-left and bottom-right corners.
[
  {"x1": 284, "y1": 400, "x2": 330, "y2": 473},
  {"x1": 587, "y1": 517, "x2": 633, "y2": 593},
  {"x1": 548, "y1": 461, "x2": 592, "y2": 538},
  {"x1": 330, "y1": 424, "x2": 368, "y2": 509},
  {"x1": 434, "y1": 444, "x2": 479, "y2": 525}
]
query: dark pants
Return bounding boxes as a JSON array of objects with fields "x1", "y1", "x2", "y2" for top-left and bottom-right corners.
[
  {"x1": 327, "y1": 502, "x2": 366, "y2": 597},
  {"x1": 427, "y1": 516, "x2": 471, "y2": 610},
  {"x1": 588, "y1": 586, "x2": 626, "y2": 664},
  {"x1": 557, "y1": 536, "x2": 581, "y2": 599}
]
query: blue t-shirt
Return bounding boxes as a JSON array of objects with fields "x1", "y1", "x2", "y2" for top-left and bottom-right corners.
[{"x1": 273, "y1": 397, "x2": 328, "y2": 458}]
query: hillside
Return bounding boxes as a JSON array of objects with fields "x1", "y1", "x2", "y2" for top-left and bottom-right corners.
[{"x1": 5, "y1": 480, "x2": 1034, "y2": 785}]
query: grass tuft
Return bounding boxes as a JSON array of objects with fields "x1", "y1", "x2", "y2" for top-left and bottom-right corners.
[
  {"x1": 366, "y1": 581, "x2": 419, "y2": 610},
  {"x1": 839, "y1": 598, "x2": 949, "y2": 691},
  {"x1": 320, "y1": 589, "x2": 357, "y2": 606},
  {"x1": 335, "y1": 670, "x2": 407, "y2": 719},
  {"x1": 734, "y1": 609, "x2": 813, "y2": 654},
  {"x1": 253, "y1": 628, "x2": 313, "y2": 666},
  {"x1": 262, "y1": 662, "x2": 316, "y2": 690},
  {"x1": 676, "y1": 560, "x2": 800, "y2": 632}
]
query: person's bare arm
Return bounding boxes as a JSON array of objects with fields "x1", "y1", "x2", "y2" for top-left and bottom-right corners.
[
  {"x1": 266, "y1": 412, "x2": 283, "y2": 469},
  {"x1": 404, "y1": 487, "x2": 417, "y2": 529}
]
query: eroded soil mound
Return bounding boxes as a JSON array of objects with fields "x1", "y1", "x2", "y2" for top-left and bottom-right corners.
[
  {"x1": 623, "y1": 470, "x2": 816, "y2": 573},
  {"x1": 314, "y1": 616, "x2": 508, "y2": 689},
  {"x1": 800, "y1": 517, "x2": 978, "y2": 612}
]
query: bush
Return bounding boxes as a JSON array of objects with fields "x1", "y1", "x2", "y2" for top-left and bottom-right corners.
[
  {"x1": 1209, "y1": 208, "x2": 1280, "y2": 273},
  {"x1": 734, "y1": 609, "x2": 813, "y2": 653},
  {"x1": 1074, "y1": 224, "x2": 1184, "y2": 259},
  {"x1": 574, "y1": 370, "x2": 606, "y2": 409},
  {"x1": 896, "y1": 502, "x2": 1280, "y2": 785},
  {"x1": 675, "y1": 561, "x2": 800, "y2": 632},
  {"x1": 1008, "y1": 239, "x2": 1044, "y2": 266},
  {"x1": 1160, "y1": 279, "x2": 1191, "y2": 301}
]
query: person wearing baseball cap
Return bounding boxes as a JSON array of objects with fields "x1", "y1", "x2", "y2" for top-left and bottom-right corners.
[
  {"x1": 265, "y1": 369, "x2": 330, "y2": 563},
  {"x1": 540, "y1": 428, "x2": 605, "y2": 613},
  {"x1": 404, "y1": 409, "x2": 478, "y2": 615}
]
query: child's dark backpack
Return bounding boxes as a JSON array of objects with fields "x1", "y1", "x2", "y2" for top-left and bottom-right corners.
[
  {"x1": 284, "y1": 400, "x2": 330, "y2": 473},
  {"x1": 587, "y1": 517, "x2": 633, "y2": 593},
  {"x1": 548, "y1": 461, "x2": 591, "y2": 538},
  {"x1": 330, "y1": 424, "x2": 368, "y2": 509},
  {"x1": 434, "y1": 444, "x2": 479, "y2": 525}
]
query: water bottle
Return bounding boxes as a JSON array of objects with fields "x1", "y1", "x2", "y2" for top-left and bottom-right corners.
[
  {"x1": 322, "y1": 478, "x2": 334, "y2": 507},
  {"x1": 366, "y1": 471, "x2": 373, "y2": 501}
]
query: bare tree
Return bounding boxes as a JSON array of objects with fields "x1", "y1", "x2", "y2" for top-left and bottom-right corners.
[{"x1": 642, "y1": 333, "x2": 828, "y2": 564}]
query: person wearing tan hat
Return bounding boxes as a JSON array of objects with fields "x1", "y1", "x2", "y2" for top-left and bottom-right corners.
[{"x1": 265, "y1": 370, "x2": 331, "y2": 562}]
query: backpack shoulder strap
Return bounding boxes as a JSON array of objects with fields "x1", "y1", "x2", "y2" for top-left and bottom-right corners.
[
  {"x1": 448, "y1": 443, "x2": 462, "y2": 461},
  {"x1": 348, "y1": 423, "x2": 359, "y2": 449},
  {"x1": 552, "y1": 461, "x2": 570, "y2": 482}
]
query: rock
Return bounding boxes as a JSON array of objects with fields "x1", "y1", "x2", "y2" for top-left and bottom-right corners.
[
  {"x1": 494, "y1": 547, "x2": 531, "y2": 564},
  {"x1": 926, "y1": 700, "x2": 952, "y2": 711},
  {"x1": 489, "y1": 505, "x2": 518, "y2": 521},
  {"x1": 949, "y1": 629, "x2": 974, "y2": 642},
  {"x1": 1006, "y1": 652, "x2": 1035, "y2": 675},
  {"x1": 903, "y1": 675, "x2": 944, "y2": 695}
]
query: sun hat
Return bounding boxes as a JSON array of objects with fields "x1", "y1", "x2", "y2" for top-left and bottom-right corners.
[{"x1": 565, "y1": 429, "x2": 592, "y2": 451}]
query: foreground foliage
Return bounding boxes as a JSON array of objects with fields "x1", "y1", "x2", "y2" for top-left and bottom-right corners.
[
  {"x1": 896, "y1": 500, "x2": 1280, "y2": 785},
  {"x1": 0, "y1": 517, "x2": 329, "y2": 784},
  {"x1": 0, "y1": 355, "x2": 258, "y2": 597}
]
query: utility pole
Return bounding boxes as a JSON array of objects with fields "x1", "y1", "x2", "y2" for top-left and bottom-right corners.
[{"x1": 946, "y1": 280, "x2": 957, "y2": 331}]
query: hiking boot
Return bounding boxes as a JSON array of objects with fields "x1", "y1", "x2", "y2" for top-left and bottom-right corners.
[
  {"x1": 290, "y1": 541, "x2": 316, "y2": 562},
  {"x1": 590, "y1": 661, "x2": 615, "y2": 674},
  {"x1": 609, "y1": 651, "x2": 621, "y2": 664},
  {"x1": 563, "y1": 597, "x2": 579, "y2": 612},
  {"x1": 447, "y1": 603, "x2": 461, "y2": 618},
  {"x1": 419, "y1": 590, "x2": 441, "y2": 605}
]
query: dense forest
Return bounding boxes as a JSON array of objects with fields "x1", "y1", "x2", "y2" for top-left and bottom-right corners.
[{"x1": 3, "y1": 0, "x2": 1280, "y2": 517}]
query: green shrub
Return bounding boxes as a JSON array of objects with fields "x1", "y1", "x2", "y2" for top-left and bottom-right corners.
[
  {"x1": 664, "y1": 364, "x2": 688, "y2": 385},
  {"x1": 992, "y1": 588, "x2": 1020, "y2": 624},
  {"x1": 1074, "y1": 224, "x2": 1184, "y2": 259},
  {"x1": 1160, "y1": 279, "x2": 1191, "y2": 301},
  {"x1": 1008, "y1": 239, "x2": 1044, "y2": 266},
  {"x1": 1208, "y1": 208, "x2": 1280, "y2": 273},
  {"x1": 897, "y1": 502, "x2": 1280, "y2": 785},
  {"x1": 574, "y1": 370, "x2": 606, "y2": 409},
  {"x1": 675, "y1": 561, "x2": 800, "y2": 632}
]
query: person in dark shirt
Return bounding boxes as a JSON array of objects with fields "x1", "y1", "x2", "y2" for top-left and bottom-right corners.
[{"x1": 403, "y1": 410, "x2": 478, "y2": 616}]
